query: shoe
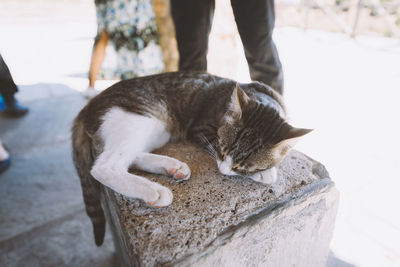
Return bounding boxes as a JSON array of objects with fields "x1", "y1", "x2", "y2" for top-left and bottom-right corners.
[
  {"x1": 0, "y1": 157, "x2": 11, "y2": 174},
  {"x1": 2, "y1": 99, "x2": 29, "y2": 118},
  {"x1": 83, "y1": 86, "x2": 99, "y2": 99}
]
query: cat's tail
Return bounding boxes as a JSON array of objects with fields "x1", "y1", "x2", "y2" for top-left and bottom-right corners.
[{"x1": 71, "y1": 107, "x2": 106, "y2": 246}]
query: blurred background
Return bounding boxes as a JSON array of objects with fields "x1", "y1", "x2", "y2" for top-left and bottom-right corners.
[{"x1": 0, "y1": 0, "x2": 399, "y2": 266}]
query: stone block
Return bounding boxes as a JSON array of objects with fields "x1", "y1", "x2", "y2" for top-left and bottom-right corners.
[{"x1": 101, "y1": 142, "x2": 339, "y2": 267}]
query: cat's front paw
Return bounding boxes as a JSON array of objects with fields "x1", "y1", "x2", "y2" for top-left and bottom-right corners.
[
  {"x1": 250, "y1": 167, "x2": 278, "y2": 184},
  {"x1": 146, "y1": 184, "x2": 173, "y2": 208},
  {"x1": 165, "y1": 162, "x2": 191, "y2": 181}
]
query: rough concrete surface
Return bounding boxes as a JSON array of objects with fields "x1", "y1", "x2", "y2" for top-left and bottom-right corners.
[
  {"x1": 187, "y1": 180, "x2": 338, "y2": 267},
  {"x1": 104, "y1": 142, "x2": 337, "y2": 267}
]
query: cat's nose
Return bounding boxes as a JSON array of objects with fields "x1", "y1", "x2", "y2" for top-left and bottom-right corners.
[
  {"x1": 218, "y1": 162, "x2": 231, "y2": 175},
  {"x1": 217, "y1": 156, "x2": 234, "y2": 175}
]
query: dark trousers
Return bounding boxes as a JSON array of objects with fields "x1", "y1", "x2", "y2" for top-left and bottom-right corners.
[
  {"x1": 0, "y1": 54, "x2": 18, "y2": 105},
  {"x1": 171, "y1": 0, "x2": 284, "y2": 94}
]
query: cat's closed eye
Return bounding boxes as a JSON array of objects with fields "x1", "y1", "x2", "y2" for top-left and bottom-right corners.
[
  {"x1": 232, "y1": 163, "x2": 257, "y2": 175},
  {"x1": 233, "y1": 160, "x2": 269, "y2": 174},
  {"x1": 218, "y1": 145, "x2": 229, "y2": 159}
]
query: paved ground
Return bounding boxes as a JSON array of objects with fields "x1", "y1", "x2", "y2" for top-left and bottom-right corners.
[
  {"x1": 1, "y1": 0, "x2": 400, "y2": 266},
  {"x1": 0, "y1": 85, "x2": 118, "y2": 266}
]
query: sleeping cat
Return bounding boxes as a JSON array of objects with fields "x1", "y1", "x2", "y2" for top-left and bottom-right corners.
[{"x1": 72, "y1": 72, "x2": 311, "y2": 246}]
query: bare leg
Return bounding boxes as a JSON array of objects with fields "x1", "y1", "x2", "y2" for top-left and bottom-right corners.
[
  {"x1": 133, "y1": 153, "x2": 191, "y2": 181},
  {"x1": 0, "y1": 139, "x2": 10, "y2": 161},
  {"x1": 88, "y1": 30, "x2": 109, "y2": 88},
  {"x1": 0, "y1": 138, "x2": 11, "y2": 173}
]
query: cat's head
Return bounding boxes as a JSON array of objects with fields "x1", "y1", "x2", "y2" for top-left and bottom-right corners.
[{"x1": 216, "y1": 84, "x2": 312, "y2": 183}]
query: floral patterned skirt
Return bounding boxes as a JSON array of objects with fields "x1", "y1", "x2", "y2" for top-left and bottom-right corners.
[{"x1": 95, "y1": 0, "x2": 164, "y2": 79}]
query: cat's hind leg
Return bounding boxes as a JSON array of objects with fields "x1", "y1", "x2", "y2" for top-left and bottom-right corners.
[
  {"x1": 133, "y1": 153, "x2": 191, "y2": 181},
  {"x1": 90, "y1": 108, "x2": 173, "y2": 207},
  {"x1": 91, "y1": 151, "x2": 173, "y2": 207}
]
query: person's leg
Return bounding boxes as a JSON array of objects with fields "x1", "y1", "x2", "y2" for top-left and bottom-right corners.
[
  {"x1": 231, "y1": 0, "x2": 284, "y2": 94},
  {"x1": 0, "y1": 54, "x2": 28, "y2": 117},
  {"x1": 0, "y1": 54, "x2": 18, "y2": 104},
  {"x1": 88, "y1": 30, "x2": 109, "y2": 88},
  {"x1": 170, "y1": 0, "x2": 215, "y2": 71}
]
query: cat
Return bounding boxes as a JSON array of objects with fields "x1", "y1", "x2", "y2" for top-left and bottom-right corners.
[{"x1": 71, "y1": 72, "x2": 311, "y2": 246}]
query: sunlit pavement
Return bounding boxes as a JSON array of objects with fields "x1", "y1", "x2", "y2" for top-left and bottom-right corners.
[
  {"x1": 277, "y1": 28, "x2": 400, "y2": 267},
  {"x1": 1, "y1": 1, "x2": 400, "y2": 266}
]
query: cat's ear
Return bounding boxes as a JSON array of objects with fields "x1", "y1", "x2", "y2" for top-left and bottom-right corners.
[
  {"x1": 228, "y1": 83, "x2": 250, "y2": 116},
  {"x1": 271, "y1": 125, "x2": 312, "y2": 159},
  {"x1": 276, "y1": 125, "x2": 313, "y2": 148}
]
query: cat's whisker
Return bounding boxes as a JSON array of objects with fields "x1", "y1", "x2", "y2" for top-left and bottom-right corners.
[
  {"x1": 198, "y1": 133, "x2": 210, "y2": 147},
  {"x1": 206, "y1": 145, "x2": 217, "y2": 159},
  {"x1": 203, "y1": 142, "x2": 217, "y2": 159},
  {"x1": 204, "y1": 149, "x2": 216, "y2": 159},
  {"x1": 199, "y1": 134, "x2": 217, "y2": 159}
]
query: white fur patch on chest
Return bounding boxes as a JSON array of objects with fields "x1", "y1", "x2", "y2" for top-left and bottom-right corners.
[{"x1": 99, "y1": 107, "x2": 171, "y2": 153}]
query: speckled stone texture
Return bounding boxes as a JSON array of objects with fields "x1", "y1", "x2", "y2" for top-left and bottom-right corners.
[{"x1": 101, "y1": 142, "x2": 339, "y2": 267}]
